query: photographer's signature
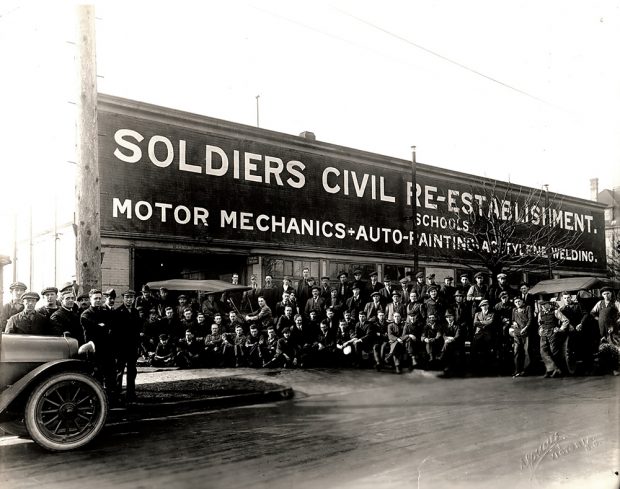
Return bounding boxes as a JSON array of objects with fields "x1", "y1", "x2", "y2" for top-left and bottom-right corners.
[{"x1": 521, "y1": 432, "x2": 601, "y2": 476}]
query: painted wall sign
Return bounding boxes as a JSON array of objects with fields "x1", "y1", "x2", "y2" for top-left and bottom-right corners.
[{"x1": 98, "y1": 101, "x2": 606, "y2": 272}]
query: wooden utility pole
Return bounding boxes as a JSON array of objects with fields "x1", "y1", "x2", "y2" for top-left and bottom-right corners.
[{"x1": 75, "y1": 5, "x2": 101, "y2": 292}]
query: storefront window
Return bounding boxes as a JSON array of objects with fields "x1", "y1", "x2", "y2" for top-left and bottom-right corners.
[{"x1": 264, "y1": 257, "x2": 319, "y2": 282}]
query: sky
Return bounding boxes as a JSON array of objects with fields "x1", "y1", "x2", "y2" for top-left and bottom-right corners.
[{"x1": 0, "y1": 0, "x2": 619, "y2": 259}]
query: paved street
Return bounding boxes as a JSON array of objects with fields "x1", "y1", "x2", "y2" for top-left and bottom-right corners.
[{"x1": 1, "y1": 369, "x2": 618, "y2": 489}]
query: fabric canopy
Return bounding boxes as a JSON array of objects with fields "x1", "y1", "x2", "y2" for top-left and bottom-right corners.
[
  {"x1": 528, "y1": 277, "x2": 617, "y2": 296},
  {"x1": 146, "y1": 279, "x2": 251, "y2": 294}
]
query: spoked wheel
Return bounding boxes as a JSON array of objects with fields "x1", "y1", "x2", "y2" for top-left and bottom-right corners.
[
  {"x1": 24, "y1": 372, "x2": 107, "y2": 451},
  {"x1": 564, "y1": 336, "x2": 577, "y2": 375}
]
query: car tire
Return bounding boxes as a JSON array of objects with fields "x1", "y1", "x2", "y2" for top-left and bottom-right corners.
[
  {"x1": 564, "y1": 337, "x2": 577, "y2": 375},
  {"x1": 24, "y1": 372, "x2": 107, "y2": 452}
]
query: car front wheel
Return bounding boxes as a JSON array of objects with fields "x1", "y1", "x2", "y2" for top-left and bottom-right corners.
[{"x1": 24, "y1": 372, "x2": 107, "y2": 451}]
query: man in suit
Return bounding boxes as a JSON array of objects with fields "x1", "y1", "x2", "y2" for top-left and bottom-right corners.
[
  {"x1": 296, "y1": 267, "x2": 312, "y2": 306},
  {"x1": 242, "y1": 275, "x2": 261, "y2": 313},
  {"x1": 346, "y1": 285, "x2": 364, "y2": 320},
  {"x1": 336, "y1": 271, "x2": 351, "y2": 301},
  {"x1": 319, "y1": 276, "x2": 332, "y2": 302},
  {"x1": 112, "y1": 289, "x2": 142, "y2": 402},
  {"x1": 386, "y1": 289, "x2": 407, "y2": 322},
  {"x1": 367, "y1": 271, "x2": 383, "y2": 297},
  {"x1": 304, "y1": 286, "x2": 326, "y2": 319},
  {"x1": 364, "y1": 291, "x2": 385, "y2": 323},
  {"x1": 379, "y1": 275, "x2": 396, "y2": 305}
]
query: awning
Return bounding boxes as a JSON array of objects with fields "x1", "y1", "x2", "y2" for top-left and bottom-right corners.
[
  {"x1": 146, "y1": 279, "x2": 251, "y2": 295},
  {"x1": 528, "y1": 277, "x2": 618, "y2": 296}
]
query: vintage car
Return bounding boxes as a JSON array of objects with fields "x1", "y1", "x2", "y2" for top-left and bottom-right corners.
[{"x1": 0, "y1": 333, "x2": 107, "y2": 451}]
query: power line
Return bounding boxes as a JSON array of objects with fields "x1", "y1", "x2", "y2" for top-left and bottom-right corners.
[{"x1": 334, "y1": 7, "x2": 560, "y2": 109}]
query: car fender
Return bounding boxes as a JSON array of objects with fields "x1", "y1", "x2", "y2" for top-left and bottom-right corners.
[{"x1": 0, "y1": 359, "x2": 93, "y2": 415}]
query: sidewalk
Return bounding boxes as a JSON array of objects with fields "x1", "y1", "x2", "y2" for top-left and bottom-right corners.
[{"x1": 109, "y1": 367, "x2": 294, "y2": 420}]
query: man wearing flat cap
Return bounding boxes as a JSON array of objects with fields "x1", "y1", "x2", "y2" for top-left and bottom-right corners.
[
  {"x1": 422, "y1": 285, "x2": 446, "y2": 322},
  {"x1": 367, "y1": 271, "x2": 383, "y2": 297},
  {"x1": 81, "y1": 289, "x2": 117, "y2": 400},
  {"x1": 490, "y1": 273, "x2": 514, "y2": 306},
  {"x1": 0, "y1": 281, "x2": 27, "y2": 329},
  {"x1": 421, "y1": 273, "x2": 438, "y2": 301},
  {"x1": 112, "y1": 289, "x2": 141, "y2": 402},
  {"x1": 36, "y1": 286, "x2": 60, "y2": 319},
  {"x1": 50, "y1": 288, "x2": 84, "y2": 344},
  {"x1": 440, "y1": 276, "x2": 457, "y2": 306},
  {"x1": 136, "y1": 284, "x2": 157, "y2": 313},
  {"x1": 467, "y1": 272, "x2": 490, "y2": 317},
  {"x1": 494, "y1": 291, "x2": 515, "y2": 373},
  {"x1": 364, "y1": 291, "x2": 385, "y2": 323},
  {"x1": 352, "y1": 268, "x2": 368, "y2": 304},
  {"x1": 590, "y1": 287, "x2": 620, "y2": 341},
  {"x1": 5, "y1": 292, "x2": 52, "y2": 335},
  {"x1": 471, "y1": 299, "x2": 496, "y2": 374},
  {"x1": 411, "y1": 272, "x2": 426, "y2": 299},
  {"x1": 76, "y1": 293, "x2": 90, "y2": 313}
]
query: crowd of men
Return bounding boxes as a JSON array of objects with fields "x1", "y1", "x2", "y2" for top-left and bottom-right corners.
[{"x1": 2, "y1": 268, "x2": 619, "y2": 403}]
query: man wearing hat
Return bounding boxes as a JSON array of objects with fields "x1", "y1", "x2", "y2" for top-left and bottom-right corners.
[
  {"x1": 471, "y1": 299, "x2": 496, "y2": 373},
  {"x1": 379, "y1": 275, "x2": 395, "y2": 305},
  {"x1": 5, "y1": 292, "x2": 51, "y2": 335},
  {"x1": 81, "y1": 289, "x2": 117, "y2": 400},
  {"x1": 386, "y1": 288, "x2": 407, "y2": 323},
  {"x1": 467, "y1": 272, "x2": 490, "y2": 317},
  {"x1": 538, "y1": 299, "x2": 570, "y2": 378},
  {"x1": 326, "y1": 289, "x2": 344, "y2": 321},
  {"x1": 76, "y1": 293, "x2": 90, "y2": 313},
  {"x1": 352, "y1": 268, "x2": 368, "y2": 304},
  {"x1": 50, "y1": 287, "x2": 84, "y2": 344},
  {"x1": 136, "y1": 284, "x2": 157, "y2": 313},
  {"x1": 494, "y1": 291, "x2": 515, "y2": 373},
  {"x1": 0, "y1": 281, "x2": 27, "y2": 329},
  {"x1": 345, "y1": 284, "x2": 364, "y2": 320},
  {"x1": 36, "y1": 286, "x2": 60, "y2": 319},
  {"x1": 367, "y1": 271, "x2": 384, "y2": 297},
  {"x1": 590, "y1": 287, "x2": 620, "y2": 341},
  {"x1": 453, "y1": 290, "x2": 473, "y2": 342},
  {"x1": 457, "y1": 273, "x2": 472, "y2": 297},
  {"x1": 490, "y1": 273, "x2": 514, "y2": 306},
  {"x1": 364, "y1": 291, "x2": 385, "y2": 323},
  {"x1": 157, "y1": 286, "x2": 176, "y2": 317},
  {"x1": 103, "y1": 288, "x2": 117, "y2": 311},
  {"x1": 591, "y1": 287, "x2": 620, "y2": 375},
  {"x1": 304, "y1": 285, "x2": 326, "y2": 319},
  {"x1": 422, "y1": 286, "x2": 446, "y2": 323},
  {"x1": 336, "y1": 271, "x2": 352, "y2": 301},
  {"x1": 319, "y1": 276, "x2": 332, "y2": 302},
  {"x1": 440, "y1": 276, "x2": 457, "y2": 306},
  {"x1": 112, "y1": 289, "x2": 141, "y2": 402},
  {"x1": 421, "y1": 273, "x2": 438, "y2": 301},
  {"x1": 440, "y1": 310, "x2": 466, "y2": 376},
  {"x1": 411, "y1": 272, "x2": 426, "y2": 299}
]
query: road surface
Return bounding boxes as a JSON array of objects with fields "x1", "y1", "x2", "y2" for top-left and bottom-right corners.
[{"x1": 1, "y1": 369, "x2": 618, "y2": 489}]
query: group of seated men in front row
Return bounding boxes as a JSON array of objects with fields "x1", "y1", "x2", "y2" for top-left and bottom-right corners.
[{"x1": 2, "y1": 268, "x2": 620, "y2": 387}]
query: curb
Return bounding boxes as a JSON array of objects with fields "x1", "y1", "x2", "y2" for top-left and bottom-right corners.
[{"x1": 108, "y1": 385, "x2": 295, "y2": 421}]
